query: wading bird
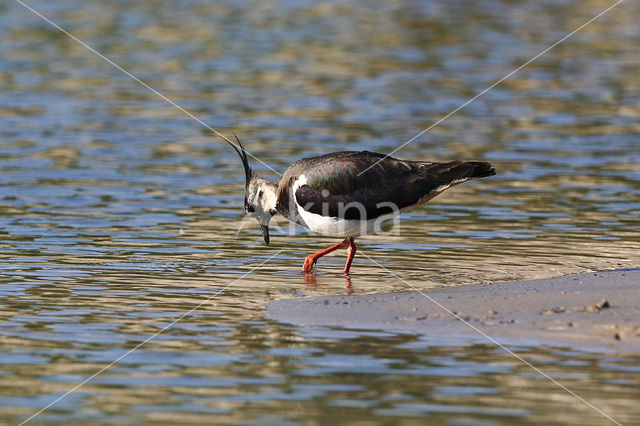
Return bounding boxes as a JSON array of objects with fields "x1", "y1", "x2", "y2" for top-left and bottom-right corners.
[{"x1": 230, "y1": 137, "x2": 495, "y2": 275}]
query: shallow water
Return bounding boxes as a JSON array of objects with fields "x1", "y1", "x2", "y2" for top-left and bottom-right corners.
[{"x1": 1, "y1": 0, "x2": 639, "y2": 424}]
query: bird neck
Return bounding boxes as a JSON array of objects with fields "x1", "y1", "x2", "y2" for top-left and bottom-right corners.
[{"x1": 263, "y1": 178, "x2": 278, "y2": 211}]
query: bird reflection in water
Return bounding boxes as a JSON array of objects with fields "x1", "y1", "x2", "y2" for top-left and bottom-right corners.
[{"x1": 303, "y1": 272, "x2": 353, "y2": 292}]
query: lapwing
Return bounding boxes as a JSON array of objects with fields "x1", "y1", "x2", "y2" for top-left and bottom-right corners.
[{"x1": 230, "y1": 137, "x2": 495, "y2": 275}]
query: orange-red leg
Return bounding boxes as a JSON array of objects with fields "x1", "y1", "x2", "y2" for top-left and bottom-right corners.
[
  {"x1": 343, "y1": 238, "x2": 357, "y2": 275},
  {"x1": 302, "y1": 238, "x2": 353, "y2": 273}
]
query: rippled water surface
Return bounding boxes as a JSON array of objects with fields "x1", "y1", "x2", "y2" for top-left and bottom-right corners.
[{"x1": 1, "y1": 0, "x2": 639, "y2": 424}]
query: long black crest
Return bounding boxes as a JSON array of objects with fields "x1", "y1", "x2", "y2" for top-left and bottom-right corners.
[{"x1": 229, "y1": 132, "x2": 253, "y2": 188}]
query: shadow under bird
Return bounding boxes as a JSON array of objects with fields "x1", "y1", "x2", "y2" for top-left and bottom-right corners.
[{"x1": 229, "y1": 136, "x2": 495, "y2": 275}]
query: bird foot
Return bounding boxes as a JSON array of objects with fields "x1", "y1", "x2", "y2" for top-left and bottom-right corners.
[{"x1": 302, "y1": 255, "x2": 318, "y2": 273}]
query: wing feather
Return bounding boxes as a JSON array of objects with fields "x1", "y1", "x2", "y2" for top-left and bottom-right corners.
[{"x1": 287, "y1": 151, "x2": 494, "y2": 221}]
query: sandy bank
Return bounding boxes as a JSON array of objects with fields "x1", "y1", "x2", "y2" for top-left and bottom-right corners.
[{"x1": 266, "y1": 269, "x2": 640, "y2": 352}]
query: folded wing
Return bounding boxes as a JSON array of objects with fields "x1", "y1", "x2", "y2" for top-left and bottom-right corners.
[{"x1": 294, "y1": 151, "x2": 494, "y2": 220}]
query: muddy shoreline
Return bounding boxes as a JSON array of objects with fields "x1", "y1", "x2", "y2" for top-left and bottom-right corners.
[{"x1": 267, "y1": 269, "x2": 640, "y2": 352}]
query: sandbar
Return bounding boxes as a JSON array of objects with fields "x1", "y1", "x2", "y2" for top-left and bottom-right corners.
[{"x1": 266, "y1": 269, "x2": 640, "y2": 352}]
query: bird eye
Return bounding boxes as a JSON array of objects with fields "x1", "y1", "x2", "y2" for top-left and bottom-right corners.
[
  {"x1": 247, "y1": 204, "x2": 255, "y2": 213},
  {"x1": 269, "y1": 209, "x2": 277, "y2": 216}
]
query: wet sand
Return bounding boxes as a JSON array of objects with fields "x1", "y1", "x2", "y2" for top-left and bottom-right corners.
[{"x1": 267, "y1": 269, "x2": 640, "y2": 352}]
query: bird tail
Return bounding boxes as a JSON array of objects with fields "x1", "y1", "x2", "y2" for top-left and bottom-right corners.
[
  {"x1": 424, "y1": 160, "x2": 495, "y2": 184},
  {"x1": 465, "y1": 161, "x2": 496, "y2": 179},
  {"x1": 412, "y1": 160, "x2": 495, "y2": 207}
]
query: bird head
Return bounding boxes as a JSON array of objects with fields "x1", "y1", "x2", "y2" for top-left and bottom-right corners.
[
  {"x1": 231, "y1": 135, "x2": 278, "y2": 245},
  {"x1": 244, "y1": 176, "x2": 277, "y2": 245}
]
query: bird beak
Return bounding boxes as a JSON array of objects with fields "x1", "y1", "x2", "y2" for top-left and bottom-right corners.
[{"x1": 261, "y1": 224, "x2": 270, "y2": 245}]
